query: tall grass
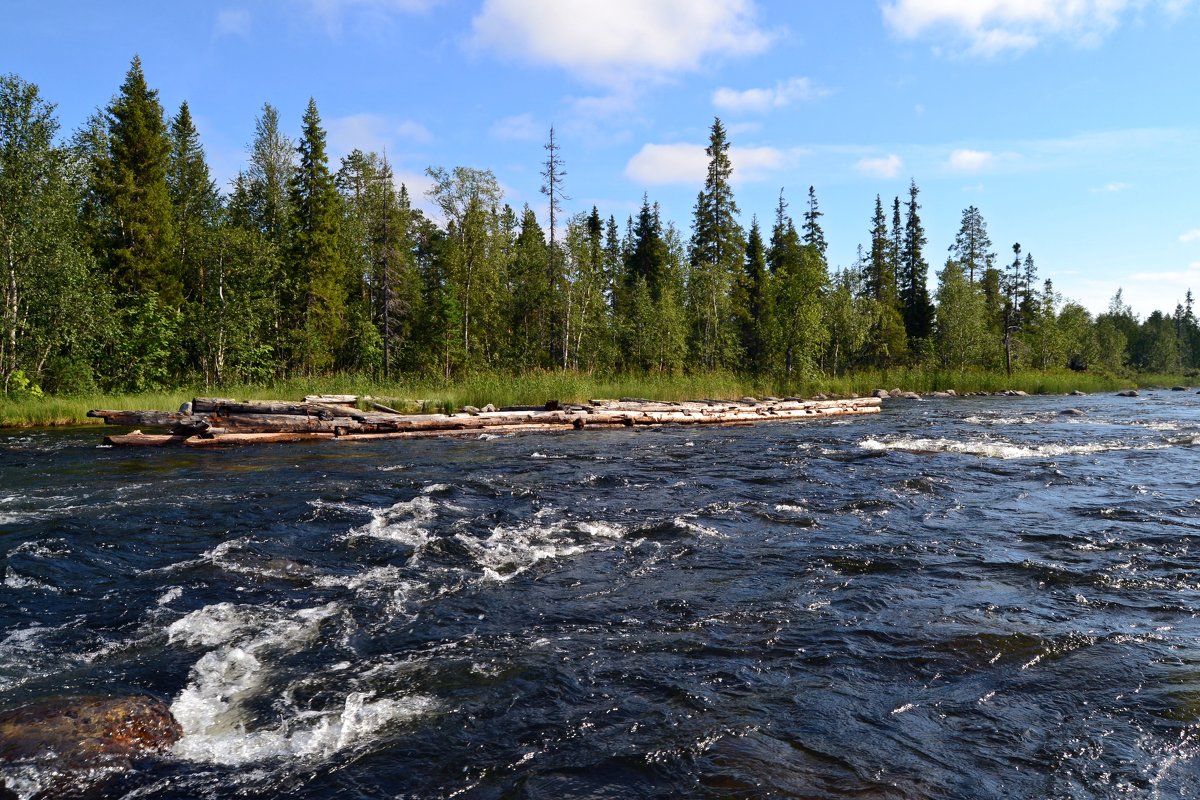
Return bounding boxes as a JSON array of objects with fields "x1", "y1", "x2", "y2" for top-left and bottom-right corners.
[{"x1": 0, "y1": 368, "x2": 1184, "y2": 428}]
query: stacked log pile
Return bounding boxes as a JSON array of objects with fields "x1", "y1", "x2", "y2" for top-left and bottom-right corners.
[{"x1": 88, "y1": 394, "x2": 881, "y2": 447}]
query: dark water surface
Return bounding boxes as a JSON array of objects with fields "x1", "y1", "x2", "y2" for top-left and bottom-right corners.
[{"x1": 2, "y1": 393, "x2": 1200, "y2": 798}]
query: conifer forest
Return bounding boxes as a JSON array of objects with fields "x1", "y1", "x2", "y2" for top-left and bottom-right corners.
[{"x1": 1, "y1": 59, "x2": 1192, "y2": 398}]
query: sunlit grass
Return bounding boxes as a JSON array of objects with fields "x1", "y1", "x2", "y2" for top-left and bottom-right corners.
[{"x1": 0, "y1": 368, "x2": 1186, "y2": 427}]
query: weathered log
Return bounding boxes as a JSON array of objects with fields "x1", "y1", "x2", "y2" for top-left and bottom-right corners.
[
  {"x1": 192, "y1": 399, "x2": 339, "y2": 419},
  {"x1": 183, "y1": 432, "x2": 336, "y2": 446},
  {"x1": 87, "y1": 410, "x2": 209, "y2": 432},
  {"x1": 304, "y1": 394, "x2": 358, "y2": 406},
  {"x1": 211, "y1": 413, "x2": 364, "y2": 433},
  {"x1": 104, "y1": 431, "x2": 190, "y2": 447}
]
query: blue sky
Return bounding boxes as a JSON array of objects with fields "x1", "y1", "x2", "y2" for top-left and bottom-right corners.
[{"x1": 9, "y1": 0, "x2": 1200, "y2": 316}]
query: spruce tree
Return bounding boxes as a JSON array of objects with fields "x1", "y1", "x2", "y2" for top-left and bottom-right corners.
[
  {"x1": 288, "y1": 97, "x2": 345, "y2": 372},
  {"x1": 949, "y1": 205, "x2": 993, "y2": 285},
  {"x1": 687, "y1": 117, "x2": 743, "y2": 370},
  {"x1": 899, "y1": 179, "x2": 934, "y2": 345},
  {"x1": 167, "y1": 101, "x2": 219, "y2": 302},
  {"x1": 733, "y1": 216, "x2": 771, "y2": 375},
  {"x1": 802, "y1": 185, "x2": 827, "y2": 259},
  {"x1": 98, "y1": 56, "x2": 178, "y2": 307}
]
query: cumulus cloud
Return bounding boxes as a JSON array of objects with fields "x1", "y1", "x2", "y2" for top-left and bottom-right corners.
[
  {"x1": 490, "y1": 113, "x2": 543, "y2": 142},
  {"x1": 947, "y1": 148, "x2": 994, "y2": 172},
  {"x1": 711, "y1": 77, "x2": 827, "y2": 113},
  {"x1": 326, "y1": 113, "x2": 432, "y2": 160},
  {"x1": 470, "y1": 0, "x2": 773, "y2": 86},
  {"x1": 215, "y1": 8, "x2": 251, "y2": 38},
  {"x1": 624, "y1": 142, "x2": 787, "y2": 185},
  {"x1": 855, "y1": 154, "x2": 904, "y2": 179},
  {"x1": 881, "y1": 0, "x2": 1187, "y2": 56}
]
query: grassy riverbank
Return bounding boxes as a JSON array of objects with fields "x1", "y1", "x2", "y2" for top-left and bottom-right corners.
[{"x1": 0, "y1": 369, "x2": 1184, "y2": 428}]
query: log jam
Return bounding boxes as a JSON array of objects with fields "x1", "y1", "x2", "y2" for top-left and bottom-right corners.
[{"x1": 88, "y1": 395, "x2": 881, "y2": 447}]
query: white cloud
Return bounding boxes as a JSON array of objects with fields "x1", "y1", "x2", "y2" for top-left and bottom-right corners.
[
  {"x1": 215, "y1": 8, "x2": 251, "y2": 38},
  {"x1": 470, "y1": 0, "x2": 773, "y2": 86},
  {"x1": 624, "y1": 142, "x2": 788, "y2": 185},
  {"x1": 490, "y1": 113, "x2": 543, "y2": 142},
  {"x1": 1179, "y1": 229, "x2": 1200, "y2": 242},
  {"x1": 947, "y1": 148, "x2": 994, "y2": 172},
  {"x1": 854, "y1": 154, "x2": 904, "y2": 179},
  {"x1": 711, "y1": 77, "x2": 827, "y2": 113},
  {"x1": 1093, "y1": 181, "x2": 1130, "y2": 193},
  {"x1": 1129, "y1": 261, "x2": 1200, "y2": 283},
  {"x1": 881, "y1": 0, "x2": 1189, "y2": 56},
  {"x1": 326, "y1": 113, "x2": 432, "y2": 160}
]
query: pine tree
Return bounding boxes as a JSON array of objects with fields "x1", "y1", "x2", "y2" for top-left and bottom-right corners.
[
  {"x1": 802, "y1": 185, "x2": 827, "y2": 259},
  {"x1": 241, "y1": 103, "x2": 294, "y2": 244},
  {"x1": 687, "y1": 117, "x2": 743, "y2": 370},
  {"x1": 1002, "y1": 242, "x2": 1024, "y2": 375},
  {"x1": 287, "y1": 97, "x2": 346, "y2": 372},
  {"x1": 899, "y1": 179, "x2": 934, "y2": 346},
  {"x1": 540, "y1": 126, "x2": 568, "y2": 367},
  {"x1": 97, "y1": 56, "x2": 178, "y2": 308},
  {"x1": 864, "y1": 195, "x2": 891, "y2": 301}
]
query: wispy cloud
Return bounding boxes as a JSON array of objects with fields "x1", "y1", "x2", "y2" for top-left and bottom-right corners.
[
  {"x1": 470, "y1": 0, "x2": 773, "y2": 87},
  {"x1": 326, "y1": 113, "x2": 433, "y2": 160},
  {"x1": 854, "y1": 154, "x2": 904, "y2": 179},
  {"x1": 625, "y1": 142, "x2": 792, "y2": 185},
  {"x1": 881, "y1": 0, "x2": 1191, "y2": 57},
  {"x1": 946, "y1": 148, "x2": 994, "y2": 172},
  {"x1": 214, "y1": 8, "x2": 251, "y2": 38},
  {"x1": 711, "y1": 77, "x2": 828, "y2": 114},
  {"x1": 490, "y1": 113, "x2": 543, "y2": 142},
  {"x1": 305, "y1": 0, "x2": 437, "y2": 35},
  {"x1": 1179, "y1": 229, "x2": 1200, "y2": 242},
  {"x1": 1093, "y1": 181, "x2": 1131, "y2": 193}
]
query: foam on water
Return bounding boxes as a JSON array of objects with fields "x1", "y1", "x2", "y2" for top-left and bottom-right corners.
[
  {"x1": 348, "y1": 495, "x2": 439, "y2": 548},
  {"x1": 168, "y1": 600, "x2": 434, "y2": 766},
  {"x1": 858, "y1": 435, "x2": 1164, "y2": 459}
]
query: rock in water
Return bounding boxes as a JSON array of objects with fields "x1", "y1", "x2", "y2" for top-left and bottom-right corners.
[
  {"x1": 1116, "y1": 389, "x2": 1139, "y2": 397},
  {"x1": 0, "y1": 695, "x2": 181, "y2": 799}
]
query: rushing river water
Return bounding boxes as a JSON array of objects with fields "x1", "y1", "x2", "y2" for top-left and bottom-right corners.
[{"x1": 2, "y1": 392, "x2": 1200, "y2": 799}]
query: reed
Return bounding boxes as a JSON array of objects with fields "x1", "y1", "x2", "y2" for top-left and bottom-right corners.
[{"x1": 0, "y1": 369, "x2": 1185, "y2": 428}]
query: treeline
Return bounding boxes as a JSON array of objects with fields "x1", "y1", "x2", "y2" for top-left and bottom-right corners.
[{"x1": 0, "y1": 59, "x2": 1195, "y2": 396}]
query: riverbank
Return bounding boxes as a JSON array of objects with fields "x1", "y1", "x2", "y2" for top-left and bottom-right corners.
[{"x1": 0, "y1": 369, "x2": 1180, "y2": 428}]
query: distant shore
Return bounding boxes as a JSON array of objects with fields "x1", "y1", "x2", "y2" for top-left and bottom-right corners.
[{"x1": 0, "y1": 369, "x2": 1185, "y2": 428}]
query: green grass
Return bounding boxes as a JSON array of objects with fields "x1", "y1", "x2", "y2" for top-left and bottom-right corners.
[{"x1": 0, "y1": 368, "x2": 1187, "y2": 428}]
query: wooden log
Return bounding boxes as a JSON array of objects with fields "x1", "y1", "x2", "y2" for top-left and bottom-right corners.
[
  {"x1": 304, "y1": 394, "x2": 358, "y2": 406},
  {"x1": 88, "y1": 410, "x2": 212, "y2": 434},
  {"x1": 104, "y1": 431, "x2": 190, "y2": 446},
  {"x1": 184, "y1": 432, "x2": 337, "y2": 446},
  {"x1": 211, "y1": 413, "x2": 365, "y2": 433}
]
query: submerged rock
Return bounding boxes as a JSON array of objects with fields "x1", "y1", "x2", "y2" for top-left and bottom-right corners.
[
  {"x1": 1116, "y1": 389, "x2": 1139, "y2": 397},
  {"x1": 0, "y1": 695, "x2": 181, "y2": 799},
  {"x1": 1060, "y1": 408, "x2": 1086, "y2": 416}
]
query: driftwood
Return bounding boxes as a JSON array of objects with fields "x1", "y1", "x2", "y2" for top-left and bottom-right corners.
[{"x1": 90, "y1": 395, "x2": 881, "y2": 447}]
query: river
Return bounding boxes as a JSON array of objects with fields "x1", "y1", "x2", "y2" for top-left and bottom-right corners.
[{"x1": 2, "y1": 392, "x2": 1198, "y2": 798}]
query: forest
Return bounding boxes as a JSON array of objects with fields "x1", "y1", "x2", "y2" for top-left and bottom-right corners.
[{"x1": 0, "y1": 58, "x2": 1194, "y2": 400}]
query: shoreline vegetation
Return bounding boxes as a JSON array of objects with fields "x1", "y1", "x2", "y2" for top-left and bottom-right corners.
[{"x1": 1, "y1": 369, "x2": 1185, "y2": 429}]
